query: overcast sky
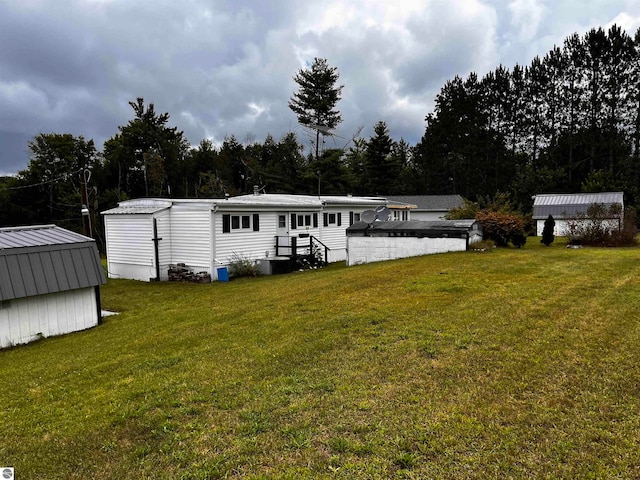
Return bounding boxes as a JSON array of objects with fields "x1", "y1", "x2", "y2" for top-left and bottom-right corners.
[{"x1": 1, "y1": 0, "x2": 639, "y2": 175}]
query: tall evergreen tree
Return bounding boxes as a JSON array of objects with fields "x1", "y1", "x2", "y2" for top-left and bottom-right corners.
[
  {"x1": 289, "y1": 58, "x2": 343, "y2": 161},
  {"x1": 365, "y1": 121, "x2": 395, "y2": 194}
]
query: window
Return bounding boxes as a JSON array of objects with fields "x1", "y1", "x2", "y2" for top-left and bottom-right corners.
[
  {"x1": 349, "y1": 212, "x2": 361, "y2": 225},
  {"x1": 324, "y1": 212, "x2": 343, "y2": 227},
  {"x1": 297, "y1": 214, "x2": 312, "y2": 227},
  {"x1": 278, "y1": 215, "x2": 286, "y2": 228},
  {"x1": 222, "y1": 213, "x2": 260, "y2": 233},
  {"x1": 291, "y1": 213, "x2": 318, "y2": 230},
  {"x1": 393, "y1": 210, "x2": 409, "y2": 221}
]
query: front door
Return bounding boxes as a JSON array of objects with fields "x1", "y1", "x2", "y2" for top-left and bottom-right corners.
[
  {"x1": 276, "y1": 213, "x2": 291, "y2": 256},
  {"x1": 276, "y1": 213, "x2": 288, "y2": 237}
]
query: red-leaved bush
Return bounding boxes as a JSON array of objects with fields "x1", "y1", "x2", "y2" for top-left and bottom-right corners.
[{"x1": 475, "y1": 210, "x2": 527, "y2": 247}]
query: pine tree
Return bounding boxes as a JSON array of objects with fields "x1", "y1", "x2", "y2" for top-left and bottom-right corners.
[{"x1": 289, "y1": 58, "x2": 343, "y2": 160}]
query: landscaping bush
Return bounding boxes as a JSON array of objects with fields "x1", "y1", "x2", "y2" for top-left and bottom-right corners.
[
  {"x1": 564, "y1": 204, "x2": 636, "y2": 247},
  {"x1": 228, "y1": 253, "x2": 261, "y2": 278},
  {"x1": 449, "y1": 193, "x2": 528, "y2": 248},
  {"x1": 475, "y1": 209, "x2": 527, "y2": 247},
  {"x1": 541, "y1": 214, "x2": 555, "y2": 246},
  {"x1": 510, "y1": 232, "x2": 527, "y2": 248}
]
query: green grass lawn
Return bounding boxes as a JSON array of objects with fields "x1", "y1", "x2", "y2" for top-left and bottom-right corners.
[{"x1": 2, "y1": 240, "x2": 640, "y2": 478}]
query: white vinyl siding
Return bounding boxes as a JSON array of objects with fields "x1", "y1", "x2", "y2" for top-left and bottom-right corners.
[
  {"x1": 104, "y1": 214, "x2": 156, "y2": 281},
  {"x1": 319, "y1": 208, "x2": 351, "y2": 262},
  {"x1": 0, "y1": 287, "x2": 98, "y2": 348},
  {"x1": 104, "y1": 215, "x2": 154, "y2": 263},
  {"x1": 214, "y1": 212, "x2": 278, "y2": 264},
  {"x1": 169, "y1": 204, "x2": 212, "y2": 272}
]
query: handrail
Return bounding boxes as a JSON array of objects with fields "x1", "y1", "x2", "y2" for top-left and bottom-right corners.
[
  {"x1": 274, "y1": 235, "x2": 330, "y2": 265},
  {"x1": 309, "y1": 235, "x2": 329, "y2": 251},
  {"x1": 310, "y1": 235, "x2": 330, "y2": 265}
]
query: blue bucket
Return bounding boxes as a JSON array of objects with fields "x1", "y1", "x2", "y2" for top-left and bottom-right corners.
[{"x1": 217, "y1": 266, "x2": 229, "y2": 282}]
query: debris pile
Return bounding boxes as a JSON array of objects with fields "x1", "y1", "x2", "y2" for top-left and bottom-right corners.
[{"x1": 168, "y1": 263, "x2": 211, "y2": 283}]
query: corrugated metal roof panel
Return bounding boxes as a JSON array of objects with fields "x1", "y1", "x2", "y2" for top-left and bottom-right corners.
[
  {"x1": 532, "y1": 192, "x2": 624, "y2": 219},
  {"x1": 0, "y1": 225, "x2": 105, "y2": 301},
  {"x1": 101, "y1": 205, "x2": 171, "y2": 215},
  {"x1": 0, "y1": 225, "x2": 92, "y2": 249}
]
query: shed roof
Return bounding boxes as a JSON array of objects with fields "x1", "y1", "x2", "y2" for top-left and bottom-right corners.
[
  {"x1": 532, "y1": 192, "x2": 624, "y2": 219},
  {"x1": 0, "y1": 225, "x2": 105, "y2": 302},
  {"x1": 385, "y1": 195, "x2": 465, "y2": 211}
]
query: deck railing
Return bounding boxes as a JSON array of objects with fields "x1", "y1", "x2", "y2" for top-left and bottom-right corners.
[{"x1": 275, "y1": 235, "x2": 329, "y2": 265}]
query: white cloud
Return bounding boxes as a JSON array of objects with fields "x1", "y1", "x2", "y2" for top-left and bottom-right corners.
[{"x1": 508, "y1": 0, "x2": 548, "y2": 42}]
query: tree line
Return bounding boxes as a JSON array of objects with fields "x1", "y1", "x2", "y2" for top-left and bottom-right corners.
[
  {"x1": 1, "y1": 24, "x2": 639, "y2": 243},
  {"x1": 415, "y1": 24, "x2": 640, "y2": 212}
]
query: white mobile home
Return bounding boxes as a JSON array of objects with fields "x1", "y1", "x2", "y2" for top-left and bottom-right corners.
[
  {"x1": 102, "y1": 193, "x2": 396, "y2": 281},
  {"x1": 0, "y1": 225, "x2": 106, "y2": 349}
]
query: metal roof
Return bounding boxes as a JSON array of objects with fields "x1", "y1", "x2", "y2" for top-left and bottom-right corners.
[
  {"x1": 386, "y1": 195, "x2": 465, "y2": 211},
  {"x1": 0, "y1": 224, "x2": 92, "y2": 249},
  {"x1": 101, "y1": 194, "x2": 397, "y2": 214},
  {"x1": 0, "y1": 225, "x2": 105, "y2": 301},
  {"x1": 532, "y1": 192, "x2": 624, "y2": 219},
  {"x1": 346, "y1": 219, "x2": 480, "y2": 235},
  {"x1": 220, "y1": 193, "x2": 390, "y2": 208},
  {"x1": 101, "y1": 199, "x2": 172, "y2": 215}
]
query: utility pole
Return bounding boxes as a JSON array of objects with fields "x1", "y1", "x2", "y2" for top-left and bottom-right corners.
[{"x1": 80, "y1": 169, "x2": 92, "y2": 238}]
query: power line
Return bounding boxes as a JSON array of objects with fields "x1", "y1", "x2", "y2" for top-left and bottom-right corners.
[{"x1": 0, "y1": 168, "x2": 85, "y2": 191}]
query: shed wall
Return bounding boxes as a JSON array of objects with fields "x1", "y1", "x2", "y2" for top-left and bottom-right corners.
[
  {"x1": 535, "y1": 218, "x2": 621, "y2": 236},
  {"x1": 346, "y1": 236, "x2": 467, "y2": 266},
  {"x1": 0, "y1": 287, "x2": 98, "y2": 348}
]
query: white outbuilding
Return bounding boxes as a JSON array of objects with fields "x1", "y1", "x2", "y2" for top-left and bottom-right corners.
[
  {"x1": 532, "y1": 192, "x2": 624, "y2": 236},
  {"x1": 102, "y1": 192, "x2": 399, "y2": 281},
  {"x1": 345, "y1": 219, "x2": 482, "y2": 266},
  {"x1": 0, "y1": 225, "x2": 106, "y2": 349}
]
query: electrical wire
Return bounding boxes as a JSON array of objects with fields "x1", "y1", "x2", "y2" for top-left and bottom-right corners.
[{"x1": 0, "y1": 168, "x2": 85, "y2": 191}]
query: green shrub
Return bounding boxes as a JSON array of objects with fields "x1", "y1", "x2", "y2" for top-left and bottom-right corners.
[
  {"x1": 541, "y1": 214, "x2": 555, "y2": 246},
  {"x1": 228, "y1": 253, "x2": 260, "y2": 278},
  {"x1": 510, "y1": 232, "x2": 527, "y2": 248}
]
